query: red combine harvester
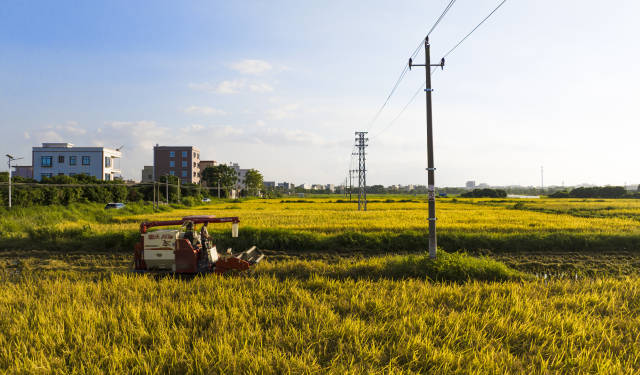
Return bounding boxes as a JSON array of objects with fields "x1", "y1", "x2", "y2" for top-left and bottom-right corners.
[{"x1": 134, "y1": 215, "x2": 263, "y2": 275}]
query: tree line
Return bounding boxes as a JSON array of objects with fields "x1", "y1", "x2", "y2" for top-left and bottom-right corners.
[{"x1": 0, "y1": 167, "x2": 267, "y2": 206}]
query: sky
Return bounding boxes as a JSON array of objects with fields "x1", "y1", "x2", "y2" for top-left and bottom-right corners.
[{"x1": 1, "y1": 0, "x2": 639, "y2": 187}]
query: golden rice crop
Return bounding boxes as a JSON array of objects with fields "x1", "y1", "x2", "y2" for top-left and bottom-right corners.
[
  {"x1": 1, "y1": 268, "x2": 639, "y2": 374},
  {"x1": 39, "y1": 199, "x2": 640, "y2": 236}
]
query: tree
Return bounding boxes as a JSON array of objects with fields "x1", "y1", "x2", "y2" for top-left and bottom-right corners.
[
  {"x1": 202, "y1": 165, "x2": 237, "y2": 197},
  {"x1": 244, "y1": 169, "x2": 264, "y2": 196}
]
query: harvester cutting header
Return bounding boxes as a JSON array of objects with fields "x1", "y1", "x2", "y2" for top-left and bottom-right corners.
[{"x1": 134, "y1": 215, "x2": 263, "y2": 275}]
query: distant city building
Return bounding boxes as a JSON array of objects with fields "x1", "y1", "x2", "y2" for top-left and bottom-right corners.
[
  {"x1": 477, "y1": 183, "x2": 489, "y2": 188},
  {"x1": 297, "y1": 183, "x2": 311, "y2": 190},
  {"x1": 32, "y1": 143, "x2": 121, "y2": 181},
  {"x1": 263, "y1": 181, "x2": 276, "y2": 189},
  {"x1": 277, "y1": 182, "x2": 295, "y2": 190},
  {"x1": 312, "y1": 184, "x2": 324, "y2": 190},
  {"x1": 153, "y1": 145, "x2": 200, "y2": 184},
  {"x1": 325, "y1": 184, "x2": 335, "y2": 192},
  {"x1": 141, "y1": 166, "x2": 153, "y2": 183},
  {"x1": 465, "y1": 180, "x2": 476, "y2": 189},
  {"x1": 197, "y1": 161, "x2": 220, "y2": 187},
  {"x1": 224, "y1": 163, "x2": 250, "y2": 190},
  {"x1": 12, "y1": 165, "x2": 33, "y2": 179},
  {"x1": 199, "y1": 160, "x2": 218, "y2": 171}
]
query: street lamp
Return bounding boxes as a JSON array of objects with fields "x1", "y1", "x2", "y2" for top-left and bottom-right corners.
[{"x1": 6, "y1": 154, "x2": 24, "y2": 209}]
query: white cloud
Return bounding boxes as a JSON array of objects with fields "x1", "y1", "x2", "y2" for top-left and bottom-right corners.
[
  {"x1": 188, "y1": 82, "x2": 217, "y2": 92},
  {"x1": 23, "y1": 132, "x2": 30, "y2": 139},
  {"x1": 215, "y1": 80, "x2": 246, "y2": 94},
  {"x1": 230, "y1": 59, "x2": 272, "y2": 75},
  {"x1": 189, "y1": 79, "x2": 274, "y2": 94},
  {"x1": 267, "y1": 104, "x2": 299, "y2": 120},
  {"x1": 248, "y1": 82, "x2": 274, "y2": 93},
  {"x1": 184, "y1": 106, "x2": 226, "y2": 116}
]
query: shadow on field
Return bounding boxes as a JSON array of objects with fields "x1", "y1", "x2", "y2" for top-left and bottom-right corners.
[
  {"x1": 255, "y1": 252, "x2": 531, "y2": 283},
  {"x1": 3, "y1": 225, "x2": 640, "y2": 255}
]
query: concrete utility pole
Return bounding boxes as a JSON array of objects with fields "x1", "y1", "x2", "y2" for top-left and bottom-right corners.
[
  {"x1": 353, "y1": 132, "x2": 368, "y2": 211},
  {"x1": 177, "y1": 178, "x2": 181, "y2": 202},
  {"x1": 541, "y1": 166, "x2": 544, "y2": 192},
  {"x1": 348, "y1": 170, "x2": 352, "y2": 201},
  {"x1": 153, "y1": 181, "x2": 156, "y2": 210},
  {"x1": 409, "y1": 37, "x2": 445, "y2": 259},
  {"x1": 6, "y1": 154, "x2": 23, "y2": 209},
  {"x1": 165, "y1": 175, "x2": 169, "y2": 203}
]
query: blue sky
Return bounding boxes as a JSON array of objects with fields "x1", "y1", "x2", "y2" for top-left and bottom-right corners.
[{"x1": 1, "y1": 0, "x2": 639, "y2": 187}]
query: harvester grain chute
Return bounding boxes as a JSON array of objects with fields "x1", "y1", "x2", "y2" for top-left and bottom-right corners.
[{"x1": 133, "y1": 215, "x2": 263, "y2": 275}]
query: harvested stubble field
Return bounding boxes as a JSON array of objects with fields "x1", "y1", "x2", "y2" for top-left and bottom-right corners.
[{"x1": 1, "y1": 197, "x2": 640, "y2": 373}]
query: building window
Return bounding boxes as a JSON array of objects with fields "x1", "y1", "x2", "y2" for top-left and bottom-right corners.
[
  {"x1": 193, "y1": 171, "x2": 196, "y2": 177},
  {"x1": 196, "y1": 153, "x2": 199, "y2": 159},
  {"x1": 169, "y1": 161, "x2": 175, "y2": 167},
  {"x1": 41, "y1": 156, "x2": 53, "y2": 168},
  {"x1": 169, "y1": 171, "x2": 175, "y2": 176},
  {"x1": 105, "y1": 157, "x2": 111, "y2": 167},
  {"x1": 69, "y1": 156, "x2": 77, "y2": 165},
  {"x1": 41, "y1": 173, "x2": 52, "y2": 179},
  {"x1": 181, "y1": 170, "x2": 187, "y2": 177},
  {"x1": 193, "y1": 162, "x2": 196, "y2": 167},
  {"x1": 58, "y1": 155, "x2": 65, "y2": 163},
  {"x1": 181, "y1": 161, "x2": 187, "y2": 168},
  {"x1": 182, "y1": 151, "x2": 187, "y2": 158},
  {"x1": 105, "y1": 174, "x2": 111, "y2": 181},
  {"x1": 169, "y1": 151, "x2": 175, "y2": 157},
  {"x1": 82, "y1": 156, "x2": 91, "y2": 165}
]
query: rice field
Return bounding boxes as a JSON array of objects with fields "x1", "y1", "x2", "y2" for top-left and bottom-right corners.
[
  {"x1": 2, "y1": 197, "x2": 640, "y2": 253},
  {"x1": 1, "y1": 197, "x2": 640, "y2": 373}
]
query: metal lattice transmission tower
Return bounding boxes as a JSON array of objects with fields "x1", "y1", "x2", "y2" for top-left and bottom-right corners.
[{"x1": 353, "y1": 132, "x2": 368, "y2": 211}]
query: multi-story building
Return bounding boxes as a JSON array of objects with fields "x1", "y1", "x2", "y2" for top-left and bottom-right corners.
[
  {"x1": 153, "y1": 145, "x2": 200, "y2": 184},
  {"x1": 226, "y1": 163, "x2": 249, "y2": 190},
  {"x1": 12, "y1": 165, "x2": 33, "y2": 179},
  {"x1": 263, "y1": 181, "x2": 276, "y2": 189},
  {"x1": 465, "y1": 180, "x2": 476, "y2": 189},
  {"x1": 141, "y1": 166, "x2": 154, "y2": 183},
  {"x1": 199, "y1": 160, "x2": 218, "y2": 171},
  {"x1": 277, "y1": 182, "x2": 295, "y2": 190},
  {"x1": 325, "y1": 184, "x2": 335, "y2": 192},
  {"x1": 32, "y1": 143, "x2": 121, "y2": 181}
]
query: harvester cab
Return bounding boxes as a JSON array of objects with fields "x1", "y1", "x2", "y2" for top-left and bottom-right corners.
[{"x1": 133, "y1": 215, "x2": 263, "y2": 275}]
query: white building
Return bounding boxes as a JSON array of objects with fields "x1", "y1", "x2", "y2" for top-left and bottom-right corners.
[
  {"x1": 32, "y1": 143, "x2": 121, "y2": 181},
  {"x1": 226, "y1": 163, "x2": 250, "y2": 190}
]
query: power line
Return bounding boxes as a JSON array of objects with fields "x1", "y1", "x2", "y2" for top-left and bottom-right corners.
[
  {"x1": 426, "y1": 0, "x2": 457, "y2": 37},
  {"x1": 442, "y1": 0, "x2": 507, "y2": 59},
  {"x1": 369, "y1": 0, "x2": 508, "y2": 140},
  {"x1": 370, "y1": 68, "x2": 440, "y2": 140},
  {"x1": 365, "y1": 0, "x2": 459, "y2": 133}
]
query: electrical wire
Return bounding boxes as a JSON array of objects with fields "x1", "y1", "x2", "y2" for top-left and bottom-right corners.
[
  {"x1": 442, "y1": 0, "x2": 507, "y2": 59},
  {"x1": 426, "y1": 0, "x2": 457, "y2": 37},
  {"x1": 370, "y1": 68, "x2": 440, "y2": 140},
  {"x1": 368, "y1": 0, "x2": 508, "y2": 140},
  {"x1": 364, "y1": 0, "x2": 459, "y2": 133}
]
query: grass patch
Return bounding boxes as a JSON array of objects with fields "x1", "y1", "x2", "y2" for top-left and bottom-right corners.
[{"x1": 257, "y1": 251, "x2": 530, "y2": 282}]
